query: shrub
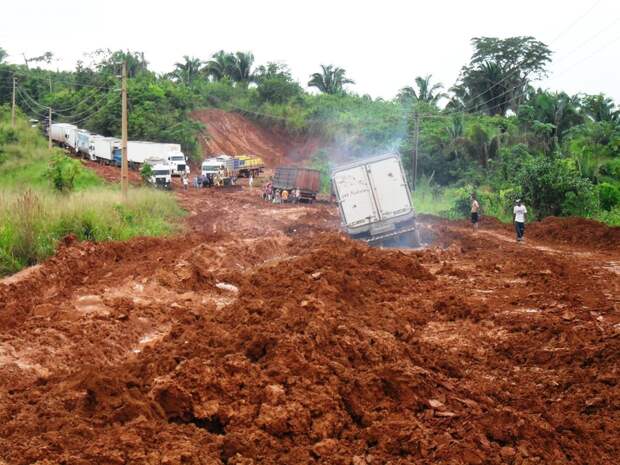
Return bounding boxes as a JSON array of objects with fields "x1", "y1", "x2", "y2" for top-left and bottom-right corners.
[
  {"x1": 47, "y1": 154, "x2": 81, "y2": 192},
  {"x1": 598, "y1": 182, "x2": 620, "y2": 211},
  {"x1": 519, "y1": 157, "x2": 598, "y2": 219}
]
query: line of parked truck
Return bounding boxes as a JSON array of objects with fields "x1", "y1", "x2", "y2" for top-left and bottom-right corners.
[
  {"x1": 49, "y1": 122, "x2": 188, "y2": 189},
  {"x1": 48, "y1": 122, "x2": 266, "y2": 190}
]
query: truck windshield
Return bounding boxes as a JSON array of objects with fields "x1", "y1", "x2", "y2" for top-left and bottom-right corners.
[
  {"x1": 171, "y1": 156, "x2": 184, "y2": 161},
  {"x1": 202, "y1": 165, "x2": 220, "y2": 171},
  {"x1": 153, "y1": 170, "x2": 169, "y2": 176}
]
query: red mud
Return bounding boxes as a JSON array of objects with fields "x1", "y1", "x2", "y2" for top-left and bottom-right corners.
[
  {"x1": 527, "y1": 216, "x2": 620, "y2": 250},
  {"x1": 1, "y1": 184, "x2": 619, "y2": 464},
  {"x1": 192, "y1": 108, "x2": 322, "y2": 167}
]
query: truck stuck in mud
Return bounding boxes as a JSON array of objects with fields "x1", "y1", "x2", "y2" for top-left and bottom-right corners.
[{"x1": 331, "y1": 153, "x2": 419, "y2": 246}]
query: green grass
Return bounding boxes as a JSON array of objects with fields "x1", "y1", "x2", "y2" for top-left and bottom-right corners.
[{"x1": 0, "y1": 109, "x2": 185, "y2": 276}]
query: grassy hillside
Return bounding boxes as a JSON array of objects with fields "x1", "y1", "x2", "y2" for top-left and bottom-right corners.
[{"x1": 0, "y1": 108, "x2": 184, "y2": 276}]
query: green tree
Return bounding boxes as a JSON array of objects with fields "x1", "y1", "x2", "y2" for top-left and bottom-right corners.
[
  {"x1": 519, "y1": 90, "x2": 583, "y2": 153},
  {"x1": 453, "y1": 36, "x2": 552, "y2": 116},
  {"x1": 580, "y1": 94, "x2": 619, "y2": 123},
  {"x1": 173, "y1": 56, "x2": 203, "y2": 85},
  {"x1": 308, "y1": 65, "x2": 354, "y2": 95},
  {"x1": 254, "y1": 63, "x2": 302, "y2": 103},
  {"x1": 228, "y1": 51, "x2": 255, "y2": 84},
  {"x1": 398, "y1": 75, "x2": 446, "y2": 106},
  {"x1": 203, "y1": 50, "x2": 233, "y2": 81}
]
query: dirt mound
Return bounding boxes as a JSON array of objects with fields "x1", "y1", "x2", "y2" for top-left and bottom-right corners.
[
  {"x1": 527, "y1": 216, "x2": 620, "y2": 249},
  {"x1": 192, "y1": 109, "x2": 322, "y2": 167},
  {"x1": 2, "y1": 230, "x2": 618, "y2": 464}
]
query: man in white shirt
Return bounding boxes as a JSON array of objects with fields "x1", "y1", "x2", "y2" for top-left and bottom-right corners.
[
  {"x1": 513, "y1": 199, "x2": 527, "y2": 242},
  {"x1": 470, "y1": 193, "x2": 480, "y2": 231}
]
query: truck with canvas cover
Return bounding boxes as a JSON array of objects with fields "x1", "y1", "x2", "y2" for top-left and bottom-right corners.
[
  {"x1": 272, "y1": 167, "x2": 321, "y2": 202},
  {"x1": 237, "y1": 155, "x2": 264, "y2": 178},
  {"x1": 331, "y1": 153, "x2": 418, "y2": 245}
]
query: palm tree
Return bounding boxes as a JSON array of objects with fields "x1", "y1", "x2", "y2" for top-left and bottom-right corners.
[
  {"x1": 228, "y1": 52, "x2": 255, "y2": 84},
  {"x1": 581, "y1": 94, "x2": 619, "y2": 123},
  {"x1": 204, "y1": 50, "x2": 233, "y2": 81},
  {"x1": 173, "y1": 56, "x2": 202, "y2": 85},
  {"x1": 398, "y1": 75, "x2": 446, "y2": 106},
  {"x1": 308, "y1": 65, "x2": 354, "y2": 94}
]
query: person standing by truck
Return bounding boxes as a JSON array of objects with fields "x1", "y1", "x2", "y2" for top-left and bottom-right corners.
[
  {"x1": 182, "y1": 174, "x2": 189, "y2": 190},
  {"x1": 513, "y1": 199, "x2": 528, "y2": 242},
  {"x1": 470, "y1": 193, "x2": 480, "y2": 231}
]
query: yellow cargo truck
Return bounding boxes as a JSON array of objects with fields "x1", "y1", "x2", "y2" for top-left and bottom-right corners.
[{"x1": 236, "y1": 155, "x2": 265, "y2": 178}]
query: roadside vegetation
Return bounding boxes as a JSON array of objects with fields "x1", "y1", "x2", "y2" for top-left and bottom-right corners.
[
  {"x1": 0, "y1": 107, "x2": 183, "y2": 275},
  {"x1": 0, "y1": 40, "x2": 618, "y2": 226}
]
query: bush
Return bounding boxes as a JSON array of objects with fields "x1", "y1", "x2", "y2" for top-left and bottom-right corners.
[
  {"x1": 46, "y1": 154, "x2": 81, "y2": 192},
  {"x1": 519, "y1": 157, "x2": 598, "y2": 219},
  {"x1": 598, "y1": 182, "x2": 620, "y2": 211}
]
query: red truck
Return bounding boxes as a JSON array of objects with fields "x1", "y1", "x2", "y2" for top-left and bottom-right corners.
[{"x1": 272, "y1": 167, "x2": 321, "y2": 202}]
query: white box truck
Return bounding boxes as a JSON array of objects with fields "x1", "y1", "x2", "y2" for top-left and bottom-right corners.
[
  {"x1": 49, "y1": 123, "x2": 76, "y2": 146},
  {"x1": 64, "y1": 126, "x2": 79, "y2": 151},
  {"x1": 91, "y1": 137, "x2": 121, "y2": 164},
  {"x1": 127, "y1": 141, "x2": 186, "y2": 171},
  {"x1": 331, "y1": 153, "x2": 418, "y2": 245}
]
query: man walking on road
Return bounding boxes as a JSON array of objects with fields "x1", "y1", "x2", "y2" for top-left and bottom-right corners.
[
  {"x1": 513, "y1": 199, "x2": 527, "y2": 242},
  {"x1": 470, "y1": 193, "x2": 480, "y2": 231}
]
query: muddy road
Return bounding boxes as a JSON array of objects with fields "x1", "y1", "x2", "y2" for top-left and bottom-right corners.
[{"x1": 0, "y1": 181, "x2": 619, "y2": 465}]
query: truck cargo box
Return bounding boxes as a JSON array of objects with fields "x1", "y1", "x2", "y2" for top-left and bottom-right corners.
[
  {"x1": 331, "y1": 153, "x2": 416, "y2": 243},
  {"x1": 272, "y1": 167, "x2": 321, "y2": 201}
]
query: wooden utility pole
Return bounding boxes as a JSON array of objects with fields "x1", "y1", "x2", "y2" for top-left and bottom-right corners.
[
  {"x1": 48, "y1": 107, "x2": 52, "y2": 150},
  {"x1": 412, "y1": 111, "x2": 420, "y2": 191},
  {"x1": 11, "y1": 77, "x2": 16, "y2": 128},
  {"x1": 121, "y1": 61, "x2": 128, "y2": 202}
]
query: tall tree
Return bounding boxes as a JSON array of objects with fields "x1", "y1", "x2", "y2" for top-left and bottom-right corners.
[
  {"x1": 173, "y1": 56, "x2": 203, "y2": 85},
  {"x1": 308, "y1": 65, "x2": 354, "y2": 94},
  {"x1": 580, "y1": 94, "x2": 619, "y2": 123},
  {"x1": 519, "y1": 89, "x2": 583, "y2": 153},
  {"x1": 398, "y1": 74, "x2": 446, "y2": 106},
  {"x1": 203, "y1": 50, "x2": 232, "y2": 81},
  {"x1": 228, "y1": 52, "x2": 255, "y2": 84},
  {"x1": 452, "y1": 36, "x2": 552, "y2": 116}
]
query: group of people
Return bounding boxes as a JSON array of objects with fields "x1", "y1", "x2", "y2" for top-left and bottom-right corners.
[
  {"x1": 470, "y1": 193, "x2": 528, "y2": 242},
  {"x1": 262, "y1": 181, "x2": 301, "y2": 203}
]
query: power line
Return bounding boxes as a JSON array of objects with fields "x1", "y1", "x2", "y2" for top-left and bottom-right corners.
[
  {"x1": 9, "y1": 69, "x2": 118, "y2": 92},
  {"x1": 548, "y1": 0, "x2": 603, "y2": 44}
]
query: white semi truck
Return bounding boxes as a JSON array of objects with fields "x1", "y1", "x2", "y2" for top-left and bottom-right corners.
[
  {"x1": 144, "y1": 157, "x2": 172, "y2": 189},
  {"x1": 200, "y1": 155, "x2": 239, "y2": 187},
  {"x1": 331, "y1": 153, "x2": 419, "y2": 246},
  {"x1": 90, "y1": 136, "x2": 121, "y2": 164},
  {"x1": 125, "y1": 141, "x2": 187, "y2": 174},
  {"x1": 49, "y1": 123, "x2": 77, "y2": 146}
]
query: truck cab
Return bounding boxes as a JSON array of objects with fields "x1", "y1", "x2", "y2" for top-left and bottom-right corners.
[
  {"x1": 144, "y1": 158, "x2": 172, "y2": 189},
  {"x1": 167, "y1": 152, "x2": 189, "y2": 176},
  {"x1": 331, "y1": 153, "x2": 418, "y2": 246},
  {"x1": 201, "y1": 156, "x2": 237, "y2": 187}
]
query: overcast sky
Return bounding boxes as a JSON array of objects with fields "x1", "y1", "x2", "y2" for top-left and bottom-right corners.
[{"x1": 2, "y1": 0, "x2": 619, "y2": 102}]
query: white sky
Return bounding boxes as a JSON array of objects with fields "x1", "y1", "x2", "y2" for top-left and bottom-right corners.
[{"x1": 2, "y1": 0, "x2": 620, "y2": 102}]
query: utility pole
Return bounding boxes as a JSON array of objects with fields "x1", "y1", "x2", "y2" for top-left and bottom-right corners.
[
  {"x1": 412, "y1": 111, "x2": 420, "y2": 191},
  {"x1": 11, "y1": 77, "x2": 16, "y2": 128},
  {"x1": 121, "y1": 61, "x2": 128, "y2": 202},
  {"x1": 48, "y1": 107, "x2": 52, "y2": 150}
]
